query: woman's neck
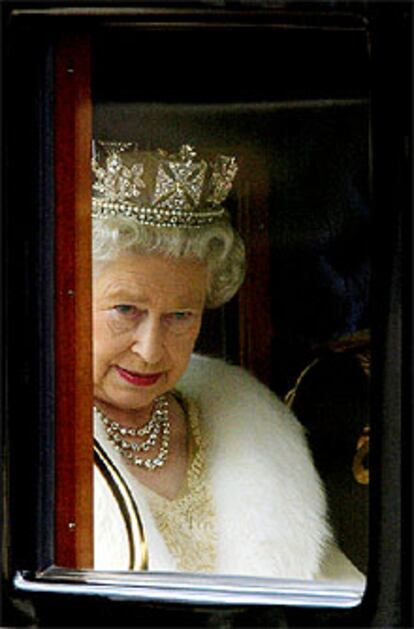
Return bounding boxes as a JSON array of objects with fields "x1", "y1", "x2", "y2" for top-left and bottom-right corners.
[{"x1": 93, "y1": 396, "x2": 158, "y2": 428}]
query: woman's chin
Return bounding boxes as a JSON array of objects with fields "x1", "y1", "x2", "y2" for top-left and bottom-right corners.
[
  {"x1": 116, "y1": 393, "x2": 158, "y2": 412},
  {"x1": 97, "y1": 383, "x2": 168, "y2": 412}
]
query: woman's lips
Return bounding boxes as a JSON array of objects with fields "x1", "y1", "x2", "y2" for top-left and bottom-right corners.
[{"x1": 115, "y1": 366, "x2": 163, "y2": 387}]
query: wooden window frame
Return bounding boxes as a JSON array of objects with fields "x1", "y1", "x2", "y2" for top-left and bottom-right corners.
[{"x1": 54, "y1": 34, "x2": 93, "y2": 568}]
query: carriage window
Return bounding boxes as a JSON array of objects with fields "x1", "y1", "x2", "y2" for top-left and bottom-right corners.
[
  {"x1": 88, "y1": 22, "x2": 370, "y2": 586},
  {"x1": 7, "y1": 7, "x2": 385, "y2": 615}
]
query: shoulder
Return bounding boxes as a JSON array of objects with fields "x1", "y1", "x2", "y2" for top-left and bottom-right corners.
[
  {"x1": 178, "y1": 352, "x2": 327, "y2": 496},
  {"x1": 177, "y1": 353, "x2": 305, "y2": 440},
  {"x1": 178, "y1": 355, "x2": 332, "y2": 578},
  {"x1": 178, "y1": 353, "x2": 283, "y2": 407}
]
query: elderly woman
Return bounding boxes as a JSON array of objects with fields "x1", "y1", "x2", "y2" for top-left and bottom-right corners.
[{"x1": 92, "y1": 141, "x2": 361, "y2": 582}]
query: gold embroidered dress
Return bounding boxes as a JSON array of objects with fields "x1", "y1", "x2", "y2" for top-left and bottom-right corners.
[{"x1": 142, "y1": 395, "x2": 218, "y2": 572}]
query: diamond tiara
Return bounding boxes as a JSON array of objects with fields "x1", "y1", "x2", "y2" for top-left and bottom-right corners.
[{"x1": 91, "y1": 141, "x2": 238, "y2": 228}]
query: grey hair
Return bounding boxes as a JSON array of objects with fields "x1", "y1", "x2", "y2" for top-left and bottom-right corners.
[{"x1": 92, "y1": 214, "x2": 246, "y2": 308}]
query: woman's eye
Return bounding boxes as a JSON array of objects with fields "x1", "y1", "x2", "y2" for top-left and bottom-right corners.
[
  {"x1": 172, "y1": 312, "x2": 191, "y2": 320},
  {"x1": 113, "y1": 305, "x2": 140, "y2": 318},
  {"x1": 164, "y1": 311, "x2": 194, "y2": 327}
]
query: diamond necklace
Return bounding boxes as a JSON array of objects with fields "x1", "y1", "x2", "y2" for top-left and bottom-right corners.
[{"x1": 95, "y1": 395, "x2": 170, "y2": 471}]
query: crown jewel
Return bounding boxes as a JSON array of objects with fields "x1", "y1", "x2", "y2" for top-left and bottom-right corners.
[{"x1": 92, "y1": 141, "x2": 238, "y2": 228}]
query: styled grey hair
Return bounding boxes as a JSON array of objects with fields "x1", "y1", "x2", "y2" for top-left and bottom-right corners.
[{"x1": 92, "y1": 214, "x2": 246, "y2": 308}]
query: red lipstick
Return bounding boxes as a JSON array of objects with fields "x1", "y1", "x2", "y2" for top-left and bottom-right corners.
[{"x1": 115, "y1": 366, "x2": 163, "y2": 387}]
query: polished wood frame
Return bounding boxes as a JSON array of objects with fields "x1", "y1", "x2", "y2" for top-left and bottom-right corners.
[
  {"x1": 54, "y1": 34, "x2": 94, "y2": 568},
  {"x1": 236, "y1": 151, "x2": 272, "y2": 386}
]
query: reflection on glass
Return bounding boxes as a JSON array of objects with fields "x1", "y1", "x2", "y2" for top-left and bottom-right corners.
[{"x1": 90, "y1": 137, "x2": 367, "y2": 586}]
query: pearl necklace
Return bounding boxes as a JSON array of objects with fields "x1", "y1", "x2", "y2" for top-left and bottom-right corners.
[{"x1": 95, "y1": 395, "x2": 170, "y2": 471}]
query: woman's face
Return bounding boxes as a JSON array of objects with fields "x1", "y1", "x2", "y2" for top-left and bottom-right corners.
[{"x1": 93, "y1": 253, "x2": 207, "y2": 412}]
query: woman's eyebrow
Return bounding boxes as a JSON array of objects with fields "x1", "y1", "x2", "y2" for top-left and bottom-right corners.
[
  {"x1": 101, "y1": 286, "x2": 150, "y2": 303},
  {"x1": 100, "y1": 284, "x2": 205, "y2": 307}
]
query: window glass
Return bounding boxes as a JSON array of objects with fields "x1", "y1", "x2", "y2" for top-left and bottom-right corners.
[{"x1": 89, "y1": 21, "x2": 370, "y2": 589}]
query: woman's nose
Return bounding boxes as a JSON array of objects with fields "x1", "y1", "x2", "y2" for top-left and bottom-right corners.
[{"x1": 131, "y1": 316, "x2": 164, "y2": 365}]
